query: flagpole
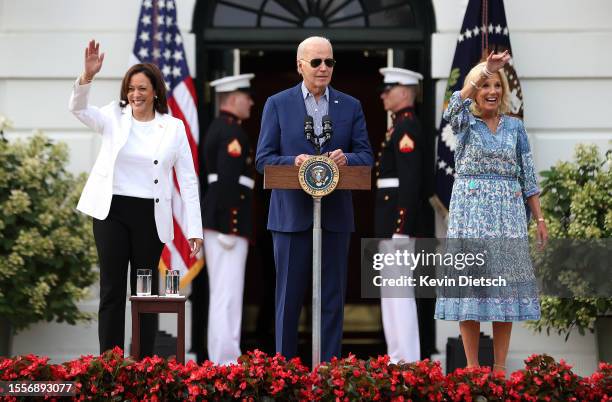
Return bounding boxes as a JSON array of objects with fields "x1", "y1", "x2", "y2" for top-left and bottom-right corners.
[{"x1": 481, "y1": 0, "x2": 489, "y2": 57}]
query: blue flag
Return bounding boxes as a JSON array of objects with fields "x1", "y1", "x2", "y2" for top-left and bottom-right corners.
[{"x1": 434, "y1": 0, "x2": 523, "y2": 211}]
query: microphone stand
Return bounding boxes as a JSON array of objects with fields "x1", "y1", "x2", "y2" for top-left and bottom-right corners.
[
  {"x1": 305, "y1": 117, "x2": 321, "y2": 155},
  {"x1": 305, "y1": 116, "x2": 332, "y2": 368}
]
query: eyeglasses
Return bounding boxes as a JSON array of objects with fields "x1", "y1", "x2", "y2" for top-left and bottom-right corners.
[{"x1": 300, "y1": 58, "x2": 336, "y2": 68}]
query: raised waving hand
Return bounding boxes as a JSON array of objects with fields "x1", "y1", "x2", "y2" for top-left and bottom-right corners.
[
  {"x1": 81, "y1": 40, "x2": 105, "y2": 84},
  {"x1": 485, "y1": 49, "x2": 510, "y2": 74}
]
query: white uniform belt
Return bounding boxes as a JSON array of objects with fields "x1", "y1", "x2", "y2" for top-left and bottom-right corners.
[
  {"x1": 376, "y1": 178, "x2": 400, "y2": 188},
  {"x1": 207, "y1": 174, "x2": 255, "y2": 190},
  {"x1": 238, "y1": 176, "x2": 255, "y2": 189}
]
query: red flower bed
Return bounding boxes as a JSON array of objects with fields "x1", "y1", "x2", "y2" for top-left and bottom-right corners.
[
  {"x1": 0, "y1": 350, "x2": 609, "y2": 401},
  {"x1": 309, "y1": 354, "x2": 445, "y2": 401},
  {"x1": 445, "y1": 366, "x2": 508, "y2": 401},
  {"x1": 574, "y1": 362, "x2": 612, "y2": 402},
  {"x1": 507, "y1": 354, "x2": 583, "y2": 401}
]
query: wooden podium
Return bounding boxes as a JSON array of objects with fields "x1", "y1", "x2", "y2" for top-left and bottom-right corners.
[
  {"x1": 264, "y1": 163, "x2": 371, "y2": 367},
  {"x1": 264, "y1": 165, "x2": 371, "y2": 191}
]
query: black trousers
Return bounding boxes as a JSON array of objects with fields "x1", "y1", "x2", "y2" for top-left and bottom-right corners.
[{"x1": 93, "y1": 195, "x2": 164, "y2": 357}]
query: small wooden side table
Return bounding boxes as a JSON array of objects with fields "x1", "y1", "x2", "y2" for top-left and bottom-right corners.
[{"x1": 129, "y1": 295, "x2": 186, "y2": 363}]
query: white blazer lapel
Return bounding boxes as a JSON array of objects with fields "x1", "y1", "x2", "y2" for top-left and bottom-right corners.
[{"x1": 152, "y1": 113, "x2": 173, "y2": 156}]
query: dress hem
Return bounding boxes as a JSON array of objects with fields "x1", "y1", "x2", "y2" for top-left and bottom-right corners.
[{"x1": 434, "y1": 314, "x2": 541, "y2": 322}]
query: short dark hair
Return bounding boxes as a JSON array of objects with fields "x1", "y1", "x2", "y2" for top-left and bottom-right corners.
[{"x1": 119, "y1": 63, "x2": 168, "y2": 114}]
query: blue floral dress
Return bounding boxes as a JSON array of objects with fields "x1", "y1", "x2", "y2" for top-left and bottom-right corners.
[{"x1": 434, "y1": 91, "x2": 541, "y2": 322}]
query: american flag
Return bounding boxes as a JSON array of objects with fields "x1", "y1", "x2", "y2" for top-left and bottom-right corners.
[
  {"x1": 434, "y1": 0, "x2": 523, "y2": 213},
  {"x1": 130, "y1": 0, "x2": 202, "y2": 286}
]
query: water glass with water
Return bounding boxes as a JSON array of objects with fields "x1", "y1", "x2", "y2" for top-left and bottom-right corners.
[
  {"x1": 165, "y1": 269, "x2": 180, "y2": 296},
  {"x1": 136, "y1": 269, "x2": 152, "y2": 296}
]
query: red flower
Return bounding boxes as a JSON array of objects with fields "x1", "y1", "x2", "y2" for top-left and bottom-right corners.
[{"x1": 270, "y1": 378, "x2": 285, "y2": 394}]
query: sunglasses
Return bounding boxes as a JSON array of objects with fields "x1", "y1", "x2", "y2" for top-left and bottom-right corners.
[{"x1": 300, "y1": 58, "x2": 336, "y2": 68}]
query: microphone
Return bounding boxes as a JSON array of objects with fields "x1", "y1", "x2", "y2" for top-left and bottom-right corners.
[
  {"x1": 304, "y1": 115, "x2": 314, "y2": 142},
  {"x1": 322, "y1": 115, "x2": 333, "y2": 145}
]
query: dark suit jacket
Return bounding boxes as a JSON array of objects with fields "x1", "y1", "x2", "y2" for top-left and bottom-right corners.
[
  {"x1": 374, "y1": 107, "x2": 423, "y2": 237},
  {"x1": 255, "y1": 83, "x2": 373, "y2": 233},
  {"x1": 202, "y1": 112, "x2": 254, "y2": 238}
]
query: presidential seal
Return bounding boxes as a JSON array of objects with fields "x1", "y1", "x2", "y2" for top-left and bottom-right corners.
[{"x1": 298, "y1": 155, "x2": 339, "y2": 197}]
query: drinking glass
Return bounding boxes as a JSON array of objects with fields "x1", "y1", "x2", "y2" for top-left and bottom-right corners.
[
  {"x1": 165, "y1": 269, "x2": 180, "y2": 296},
  {"x1": 136, "y1": 269, "x2": 152, "y2": 296}
]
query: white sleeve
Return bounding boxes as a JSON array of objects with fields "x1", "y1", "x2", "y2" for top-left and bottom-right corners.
[{"x1": 68, "y1": 77, "x2": 110, "y2": 134}]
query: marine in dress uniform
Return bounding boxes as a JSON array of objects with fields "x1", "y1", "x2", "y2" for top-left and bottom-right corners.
[
  {"x1": 202, "y1": 74, "x2": 255, "y2": 365},
  {"x1": 375, "y1": 67, "x2": 424, "y2": 363}
]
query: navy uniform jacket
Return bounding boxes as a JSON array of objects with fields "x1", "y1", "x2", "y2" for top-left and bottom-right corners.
[
  {"x1": 202, "y1": 111, "x2": 253, "y2": 238},
  {"x1": 255, "y1": 84, "x2": 373, "y2": 233},
  {"x1": 374, "y1": 107, "x2": 423, "y2": 237}
]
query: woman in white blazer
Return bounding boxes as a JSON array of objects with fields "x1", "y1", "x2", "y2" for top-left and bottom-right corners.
[{"x1": 69, "y1": 40, "x2": 203, "y2": 357}]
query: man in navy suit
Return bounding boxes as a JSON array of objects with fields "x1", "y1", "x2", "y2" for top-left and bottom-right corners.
[{"x1": 255, "y1": 36, "x2": 373, "y2": 362}]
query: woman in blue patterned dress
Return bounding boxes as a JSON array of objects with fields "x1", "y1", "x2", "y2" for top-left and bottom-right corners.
[{"x1": 434, "y1": 51, "x2": 548, "y2": 373}]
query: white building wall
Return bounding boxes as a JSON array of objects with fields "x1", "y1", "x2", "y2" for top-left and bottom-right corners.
[{"x1": 2, "y1": 0, "x2": 610, "y2": 375}]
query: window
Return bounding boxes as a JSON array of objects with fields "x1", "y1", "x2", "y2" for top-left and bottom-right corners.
[{"x1": 212, "y1": 0, "x2": 415, "y2": 28}]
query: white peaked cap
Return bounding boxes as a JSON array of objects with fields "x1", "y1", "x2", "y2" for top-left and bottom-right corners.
[
  {"x1": 210, "y1": 73, "x2": 255, "y2": 93},
  {"x1": 379, "y1": 67, "x2": 423, "y2": 86}
]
